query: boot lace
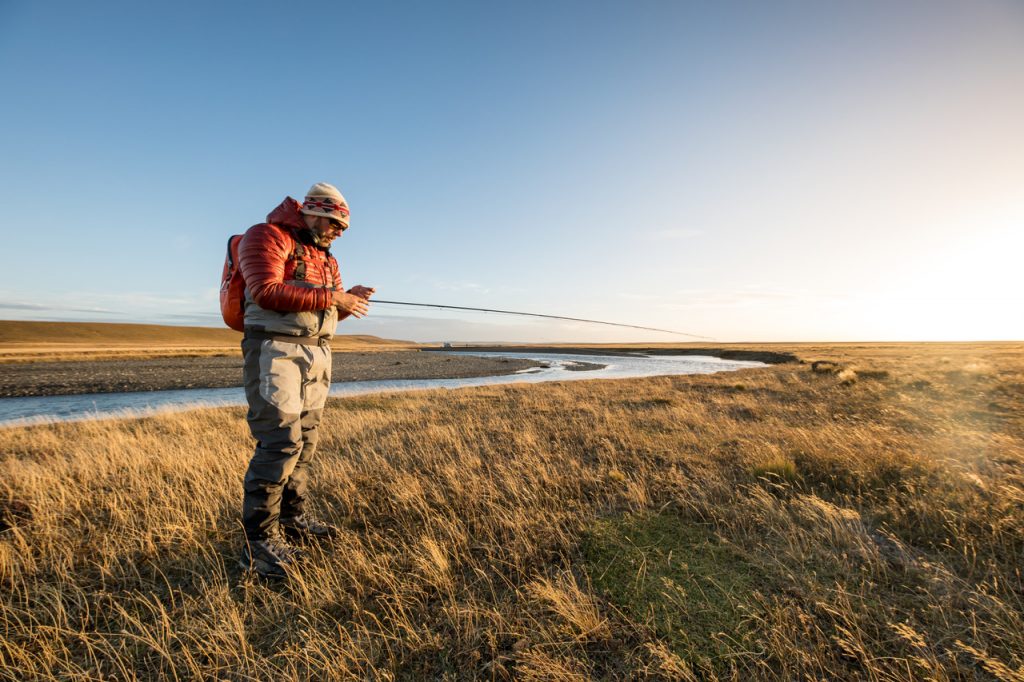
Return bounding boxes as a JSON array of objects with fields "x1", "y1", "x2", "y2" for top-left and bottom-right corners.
[
  {"x1": 261, "y1": 529, "x2": 303, "y2": 562},
  {"x1": 285, "y1": 513, "x2": 331, "y2": 533}
]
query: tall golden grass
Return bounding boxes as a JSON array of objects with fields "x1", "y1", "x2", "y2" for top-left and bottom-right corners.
[{"x1": 0, "y1": 343, "x2": 1021, "y2": 679}]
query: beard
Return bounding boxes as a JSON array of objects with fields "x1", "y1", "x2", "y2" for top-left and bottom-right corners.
[
  {"x1": 311, "y1": 231, "x2": 334, "y2": 248},
  {"x1": 302, "y1": 227, "x2": 335, "y2": 248}
]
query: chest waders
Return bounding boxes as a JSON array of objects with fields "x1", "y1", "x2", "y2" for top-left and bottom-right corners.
[{"x1": 240, "y1": 333, "x2": 332, "y2": 541}]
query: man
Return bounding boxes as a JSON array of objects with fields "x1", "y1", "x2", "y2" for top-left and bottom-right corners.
[{"x1": 236, "y1": 182, "x2": 374, "y2": 578}]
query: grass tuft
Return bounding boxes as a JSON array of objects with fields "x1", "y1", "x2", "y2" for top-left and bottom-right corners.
[{"x1": 750, "y1": 456, "x2": 801, "y2": 484}]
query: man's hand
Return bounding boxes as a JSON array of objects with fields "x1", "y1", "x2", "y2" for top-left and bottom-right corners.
[
  {"x1": 348, "y1": 285, "x2": 376, "y2": 300},
  {"x1": 332, "y1": 290, "x2": 371, "y2": 318}
]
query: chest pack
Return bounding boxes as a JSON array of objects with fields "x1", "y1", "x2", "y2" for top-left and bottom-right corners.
[{"x1": 218, "y1": 231, "x2": 326, "y2": 331}]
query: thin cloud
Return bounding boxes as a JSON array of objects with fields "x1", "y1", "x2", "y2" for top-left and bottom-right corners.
[
  {"x1": 643, "y1": 228, "x2": 705, "y2": 240},
  {"x1": 86, "y1": 293, "x2": 202, "y2": 307},
  {"x1": 430, "y1": 280, "x2": 492, "y2": 294},
  {"x1": 616, "y1": 288, "x2": 847, "y2": 309},
  {"x1": 665, "y1": 288, "x2": 847, "y2": 308},
  {"x1": 348, "y1": 312, "x2": 618, "y2": 344},
  {"x1": 0, "y1": 302, "x2": 47, "y2": 311},
  {"x1": 0, "y1": 301, "x2": 122, "y2": 314},
  {"x1": 161, "y1": 312, "x2": 224, "y2": 322}
]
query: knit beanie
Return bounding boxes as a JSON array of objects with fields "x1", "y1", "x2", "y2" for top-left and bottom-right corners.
[{"x1": 300, "y1": 182, "x2": 349, "y2": 227}]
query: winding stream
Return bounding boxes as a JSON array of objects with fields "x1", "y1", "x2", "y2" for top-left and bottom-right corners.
[{"x1": 0, "y1": 351, "x2": 765, "y2": 427}]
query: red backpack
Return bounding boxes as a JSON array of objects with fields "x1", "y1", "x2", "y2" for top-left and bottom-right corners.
[{"x1": 219, "y1": 235, "x2": 246, "y2": 331}]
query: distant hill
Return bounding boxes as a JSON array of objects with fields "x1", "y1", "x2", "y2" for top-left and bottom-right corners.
[
  {"x1": 0, "y1": 321, "x2": 416, "y2": 362},
  {"x1": 0, "y1": 320, "x2": 411, "y2": 345},
  {"x1": 0, "y1": 321, "x2": 244, "y2": 346}
]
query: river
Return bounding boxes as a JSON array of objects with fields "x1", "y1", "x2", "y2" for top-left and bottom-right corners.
[{"x1": 0, "y1": 351, "x2": 765, "y2": 427}]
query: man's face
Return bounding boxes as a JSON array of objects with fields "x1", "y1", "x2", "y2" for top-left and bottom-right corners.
[{"x1": 305, "y1": 215, "x2": 346, "y2": 247}]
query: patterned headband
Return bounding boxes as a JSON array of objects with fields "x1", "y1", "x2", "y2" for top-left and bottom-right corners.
[{"x1": 303, "y1": 198, "x2": 350, "y2": 218}]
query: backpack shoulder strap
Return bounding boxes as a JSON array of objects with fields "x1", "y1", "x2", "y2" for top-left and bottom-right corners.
[
  {"x1": 225, "y1": 235, "x2": 237, "y2": 270},
  {"x1": 291, "y1": 236, "x2": 306, "y2": 281},
  {"x1": 223, "y1": 235, "x2": 243, "y2": 285}
]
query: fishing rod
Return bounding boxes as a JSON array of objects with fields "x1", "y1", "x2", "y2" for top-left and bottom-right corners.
[{"x1": 370, "y1": 299, "x2": 717, "y2": 341}]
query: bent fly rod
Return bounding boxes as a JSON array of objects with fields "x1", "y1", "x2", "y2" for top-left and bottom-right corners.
[{"x1": 370, "y1": 299, "x2": 716, "y2": 341}]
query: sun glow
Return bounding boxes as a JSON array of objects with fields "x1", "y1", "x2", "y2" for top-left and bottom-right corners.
[{"x1": 851, "y1": 223, "x2": 1023, "y2": 340}]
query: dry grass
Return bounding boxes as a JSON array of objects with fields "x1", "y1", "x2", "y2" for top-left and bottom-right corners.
[{"x1": 0, "y1": 343, "x2": 1022, "y2": 679}]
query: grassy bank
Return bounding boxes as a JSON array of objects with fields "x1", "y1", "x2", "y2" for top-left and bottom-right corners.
[{"x1": 1, "y1": 343, "x2": 1022, "y2": 679}]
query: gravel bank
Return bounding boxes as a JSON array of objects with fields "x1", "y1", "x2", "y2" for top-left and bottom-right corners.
[{"x1": 0, "y1": 351, "x2": 542, "y2": 398}]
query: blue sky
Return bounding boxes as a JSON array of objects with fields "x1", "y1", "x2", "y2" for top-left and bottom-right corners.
[{"x1": 1, "y1": 1, "x2": 1021, "y2": 342}]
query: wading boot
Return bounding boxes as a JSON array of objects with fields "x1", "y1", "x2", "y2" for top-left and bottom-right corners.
[
  {"x1": 239, "y1": 529, "x2": 307, "y2": 579},
  {"x1": 280, "y1": 514, "x2": 339, "y2": 543}
]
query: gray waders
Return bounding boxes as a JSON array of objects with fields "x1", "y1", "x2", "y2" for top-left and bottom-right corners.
[{"x1": 241, "y1": 334, "x2": 331, "y2": 541}]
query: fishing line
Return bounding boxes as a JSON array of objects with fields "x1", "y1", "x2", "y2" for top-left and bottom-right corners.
[{"x1": 370, "y1": 299, "x2": 716, "y2": 341}]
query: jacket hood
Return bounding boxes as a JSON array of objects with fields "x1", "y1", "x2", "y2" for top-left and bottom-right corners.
[{"x1": 265, "y1": 196, "x2": 306, "y2": 230}]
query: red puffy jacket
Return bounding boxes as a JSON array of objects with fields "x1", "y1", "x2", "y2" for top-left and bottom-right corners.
[{"x1": 238, "y1": 197, "x2": 342, "y2": 313}]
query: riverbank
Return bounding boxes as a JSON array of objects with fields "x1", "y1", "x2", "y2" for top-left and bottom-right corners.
[
  {"x1": 0, "y1": 351, "x2": 542, "y2": 398},
  {"x1": 0, "y1": 344, "x2": 794, "y2": 399},
  {"x1": 6, "y1": 341, "x2": 1017, "y2": 398},
  {"x1": 1, "y1": 353, "x2": 766, "y2": 427}
]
